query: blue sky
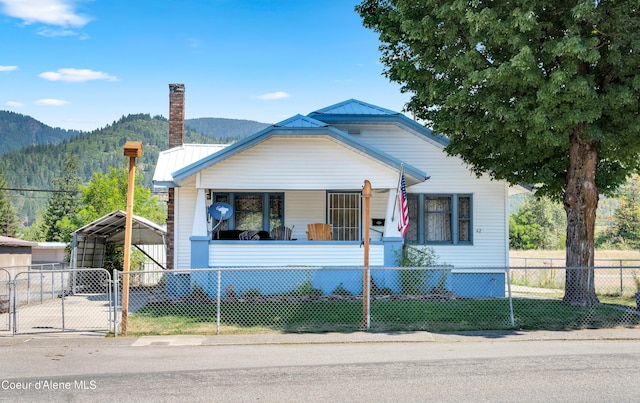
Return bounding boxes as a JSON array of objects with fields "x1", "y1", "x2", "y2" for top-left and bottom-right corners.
[{"x1": 0, "y1": 0, "x2": 411, "y2": 131}]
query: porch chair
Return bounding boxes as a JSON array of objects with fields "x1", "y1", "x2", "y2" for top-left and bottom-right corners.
[
  {"x1": 307, "y1": 223, "x2": 332, "y2": 240},
  {"x1": 239, "y1": 230, "x2": 261, "y2": 240},
  {"x1": 270, "y1": 225, "x2": 293, "y2": 240}
]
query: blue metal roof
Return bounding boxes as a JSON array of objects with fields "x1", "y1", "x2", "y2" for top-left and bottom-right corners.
[
  {"x1": 274, "y1": 114, "x2": 329, "y2": 128},
  {"x1": 308, "y1": 99, "x2": 449, "y2": 147},
  {"x1": 311, "y1": 99, "x2": 400, "y2": 116}
]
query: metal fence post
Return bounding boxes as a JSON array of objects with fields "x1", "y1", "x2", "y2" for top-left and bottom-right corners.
[
  {"x1": 27, "y1": 266, "x2": 31, "y2": 305},
  {"x1": 216, "y1": 270, "x2": 221, "y2": 335},
  {"x1": 11, "y1": 278, "x2": 16, "y2": 335},
  {"x1": 60, "y1": 271, "x2": 65, "y2": 331},
  {"x1": 506, "y1": 267, "x2": 515, "y2": 328},
  {"x1": 113, "y1": 270, "x2": 120, "y2": 337},
  {"x1": 619, "y1": 260, "x2": 624, "y2": 297}
]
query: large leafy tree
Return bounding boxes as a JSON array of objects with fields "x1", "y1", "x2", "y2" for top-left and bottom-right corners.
[
  {"x1": 357, "y1": 0, "x2": 640, "y2": 305},
  {"x1": 77, "y1": 167, "x2": 166, "y2": 226},
  {"x1": 510, "y1": 196, "x2": 566, "y2": 250}
]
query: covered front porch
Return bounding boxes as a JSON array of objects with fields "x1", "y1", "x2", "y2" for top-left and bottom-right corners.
[{"x1": 188, "y1": 188, "x2": 405, "y2": 269}]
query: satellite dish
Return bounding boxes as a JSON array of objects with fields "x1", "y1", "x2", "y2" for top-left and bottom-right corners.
[{"x1": 209, "y1": 202, "x2": 233, "y2": 221}]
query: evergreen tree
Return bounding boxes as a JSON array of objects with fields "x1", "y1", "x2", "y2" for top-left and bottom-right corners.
[
  {"x1": 41, "y1": 155, "x2": 81, "y2": 242},
  {"x1": 0, "y1": 166, "x2": 19, "y2": 237}
]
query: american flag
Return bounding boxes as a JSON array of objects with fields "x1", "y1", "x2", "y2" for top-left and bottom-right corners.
[{"x1": 397, "y1": 166, "x2": 409, "y2": 238}]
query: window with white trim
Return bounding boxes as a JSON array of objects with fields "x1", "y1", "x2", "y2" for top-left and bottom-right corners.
[{"x1": 406, "y1": 194, "x2": 472, "y2": 244}]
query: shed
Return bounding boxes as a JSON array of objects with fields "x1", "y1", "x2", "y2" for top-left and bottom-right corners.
[
  {"x1": 32, "y1": 242, "x2": 68, "y2": 265},
  {"x1": 0, "y1": 236, "x2": 37, "y2": 269}
]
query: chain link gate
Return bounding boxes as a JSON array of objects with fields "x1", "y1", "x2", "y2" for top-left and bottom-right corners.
[
  {"x1": 0, "y1": 269, "x2": 10, "y2": 332},
  {"x1": 12, "y1": 268, "x2": 112, "y2": 335}
]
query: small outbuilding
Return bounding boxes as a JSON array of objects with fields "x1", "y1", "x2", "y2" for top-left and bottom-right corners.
[{"x1": 0, "y1": 236, "x2": 37, "y2": 266}]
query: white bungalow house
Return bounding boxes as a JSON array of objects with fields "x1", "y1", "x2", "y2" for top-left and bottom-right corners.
[{"x1": 153, "y1": 99, "x2": 519, "y2": 298}]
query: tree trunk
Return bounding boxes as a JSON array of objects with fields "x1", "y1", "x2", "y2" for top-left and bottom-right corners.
[{"x1": 563, "y1": 123, "x2": 600, "y2": 306}]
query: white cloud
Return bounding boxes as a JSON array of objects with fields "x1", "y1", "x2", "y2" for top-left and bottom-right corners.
[
  {"x1": 255, "y1": 91, "x2": 291, "y2": 101},
  {"x1": 37, "y1": 27, "x2": 80, "y2": 37},
  {"x1": 34, "y1": 98, "x2": 69, "y2": 106},
  {"x1": 0, "y1": 65, "x2": 18, "y2": 72},
  {"x1": 39, "y1": 68, "x2": 118, "y2": 82},
  {"x1": 0, "y1": 0, "x2": 91, "y2": 27},
  {"x1": 6, "y1": 101, "x2": 23, "y2": 107}
]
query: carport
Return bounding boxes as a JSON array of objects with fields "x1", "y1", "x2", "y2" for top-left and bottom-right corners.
[{"x1": 70, "y1": 210, "x2": 166, "y2": 270}]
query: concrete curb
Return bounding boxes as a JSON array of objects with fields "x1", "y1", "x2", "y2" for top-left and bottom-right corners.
[{"x1": 1, "y1": 328, "x2": 638, "y2": 347}]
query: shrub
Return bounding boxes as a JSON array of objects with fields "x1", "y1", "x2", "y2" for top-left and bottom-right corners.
[
  {"x1": 332, "y1": 283, "x2": 352, "y2": 296},
  {"x1": 395, "y1": 245, "x2": 441, "y2": 295}
]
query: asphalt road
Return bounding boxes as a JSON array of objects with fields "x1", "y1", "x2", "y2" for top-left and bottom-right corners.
[{"x1": 1, "y1": 330, "x2": 639, "y2": 402}]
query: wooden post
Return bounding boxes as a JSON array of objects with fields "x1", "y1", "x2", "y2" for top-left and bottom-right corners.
[
  {"x1": 121, "y1": 141, "x2": 143, "y2": 335},
  {"x1": 362, "y1": 180, "x2": 372, "y2": 330}
]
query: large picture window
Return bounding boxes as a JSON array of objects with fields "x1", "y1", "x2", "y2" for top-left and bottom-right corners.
[
  {"x1": 406, "y1": 194, "x2": 472, "y2": 245},
  {"x1": 328, "y1": 192, "x2": 361, "y2": 241},
  {"x1": 210, "y1": 192, "x2": 283, "y2": 232}
]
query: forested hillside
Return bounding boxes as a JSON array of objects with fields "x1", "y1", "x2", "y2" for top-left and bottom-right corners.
[
  {"x1": 0, "y1": 110, "x2": 83, "y2": 154},
  {"x1": 0, "y1": 113, "x2": 269, "y2": 227},
  {"x1": 185, "y1": 117, "x2": 269, "y2": 142}
]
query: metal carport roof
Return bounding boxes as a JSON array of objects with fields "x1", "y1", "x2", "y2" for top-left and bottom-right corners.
[
  {"x1": 71, "y1": 210, "x2": 166, "y2": 269},
  {"x1": 72, "y1": 210, "x2": 166, "y2": 245}
]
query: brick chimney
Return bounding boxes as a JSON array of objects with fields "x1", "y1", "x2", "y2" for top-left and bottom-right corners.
[
  {"x1": 169, "y1": 83, "x2": 185, "y2": 148},
  {"x1": 166, "y1": 83, "x2": 185, "y2": 270}
]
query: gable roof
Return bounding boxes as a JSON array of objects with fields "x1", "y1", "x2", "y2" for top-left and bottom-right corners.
[
  {"x1": 308, "y1": 99, "x2": 449, "y2": 147},
  {"x1": 167, "y1": 113, "x2": 428, "y2": 186},
  {"x1": 275, "y1": 114, "x2": 329, "y2": 128},
  {"x1": 153, "y1": 143, "x2": 228, "y2": 187},
  {"x1": 312, "y1": 99, "x2": 400, "y2": 116}
]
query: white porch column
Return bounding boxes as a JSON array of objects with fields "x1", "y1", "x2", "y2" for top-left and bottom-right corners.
[{"x1": 384, "y1": 188, "x2": 402, "y2": 238}]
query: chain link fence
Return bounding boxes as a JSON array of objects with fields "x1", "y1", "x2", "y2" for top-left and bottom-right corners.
[
  {"x1": 0, "y1": 268, "x2": 9, "y2": 331},
  {"x1": 12, "y1": 268, "x2": 112, "y2": 335},
  {"x1": 113, "y1": 266, "x2": 640, "y2": 336}
]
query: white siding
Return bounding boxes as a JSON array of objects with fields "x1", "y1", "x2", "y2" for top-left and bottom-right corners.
[
  {"x1": 370, "y1": 190, "x2": 388, "y2": 241},
  {"x1": 173, "y1": 122, "x2": 510, "y2": 269},
  {"x1": 284, "y1": 191, "x2": 325, "y2": 240},
  {"x1": 210, "y1": 243, "x2": 385, "y2": 267},
  {"x1": 176, "y1": 186, "x2": 197, "y2": 269},
  {"x1": 196, "y1": 137, "x2": 401, "y2": 190},
  {"x1": 349, "y1": 124, "x2": 509, "y2": 267}
]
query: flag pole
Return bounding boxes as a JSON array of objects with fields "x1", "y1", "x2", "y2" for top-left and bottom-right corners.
[{"x1": 391, "y1": 163, "x2": 404, "y2": 222}]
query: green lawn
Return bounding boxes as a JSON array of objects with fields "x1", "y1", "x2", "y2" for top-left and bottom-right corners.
[{"x1": 125, "y1": 298, "x2": 640, "y2": 336}]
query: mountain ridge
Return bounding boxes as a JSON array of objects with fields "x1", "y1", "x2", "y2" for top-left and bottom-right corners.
[{"x1": 0, "y1": 111, "x2": 270, "y2": 227}]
